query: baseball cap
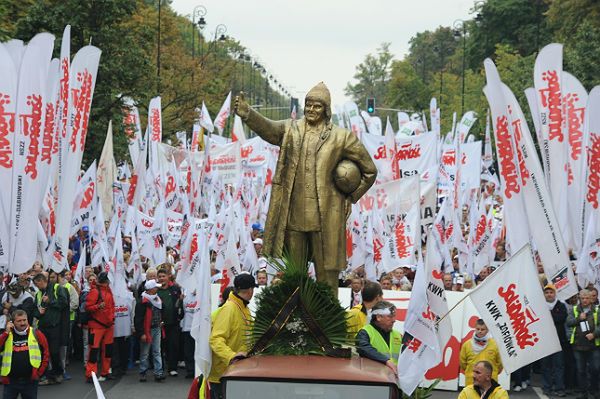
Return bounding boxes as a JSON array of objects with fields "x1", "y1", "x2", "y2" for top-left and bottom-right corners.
[
  {"x1": 253, "y1": 238, "x2": 263, "y2": 245},
  {"x1": 251, "y1": 223, "x2": 263, "y2": 231},
  {"x1": 145, "y1": 279, "x2": 162, "y2": 290},
  {"x1": 544, "y1": 283, "x2": 556, "y2": 291},
  {"x1": 234, "y1": 273, "x2": 258, "y2": 290}
]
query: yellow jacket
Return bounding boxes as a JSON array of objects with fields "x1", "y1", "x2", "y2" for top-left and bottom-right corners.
[
  {"x1": 347, "y1": 304, "x2": 367, "y2": 340},
  {"x1": 458, "y1": 383, "x2": 509, "y2": 399},
  {"x1": 208, "y1": 294, "x2": 253, "y2": 383},
  {"x1": 459, "y1": 338, "x2": 503, "y2": 386}
]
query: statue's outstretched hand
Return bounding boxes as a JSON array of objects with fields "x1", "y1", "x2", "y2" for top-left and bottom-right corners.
[{"x1": 234, "y1": 91, "x2": 250, "y2": 119}]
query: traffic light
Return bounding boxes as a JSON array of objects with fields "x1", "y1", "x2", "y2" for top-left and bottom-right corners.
[{"x1": 366, "y1": 98, "x2": 375, "y2": 114}]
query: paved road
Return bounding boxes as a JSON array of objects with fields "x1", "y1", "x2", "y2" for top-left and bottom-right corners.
[
  {"x1": 0, "y1": 364, "x2": 192, "y2": 399},
  {"x1": 0, "y1": 367, "x2": 574, "y2": 399}
]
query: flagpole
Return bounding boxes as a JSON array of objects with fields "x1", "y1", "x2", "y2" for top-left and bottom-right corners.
[{"x1": 435, "y1": 244, "x2": 529, "y2": 325}]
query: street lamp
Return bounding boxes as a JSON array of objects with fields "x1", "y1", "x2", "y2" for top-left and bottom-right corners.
[
  {"x1": 454, "y1": 19, "x2": 466, "y2": 116},
  {"x1": 157, "y1": 0, "x2": 161, "y2": 94},
  {"x1": 214, "y1": 24, "x2": 227, "y2": 42},
  {"x1": 191, "y1": 5, "x2": 207, "y2": 60}
]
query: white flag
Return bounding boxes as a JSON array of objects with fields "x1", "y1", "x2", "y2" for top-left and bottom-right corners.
[
  {"x1": 213, "y1": 92, "x2": 231, "y2": 135},
  {"x1": 190, "y1": 222, "x2": 212, "y2": 378},
  {"x1": 199, "y1": 101, "x2": 214, "y2": 133},
  {"x1": 469, "y1": 245, "x2": 561, "y2": 373},
  {"x1": 97, "y1": 121, "x2": 116, "y2": 221}
]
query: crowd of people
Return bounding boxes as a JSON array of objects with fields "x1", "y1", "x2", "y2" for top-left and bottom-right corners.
[{"x1": 0, "y1": 218, "x2": 598, "y2": 399}]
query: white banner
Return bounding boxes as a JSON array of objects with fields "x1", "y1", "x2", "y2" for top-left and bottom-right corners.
[
  {"x1": 50, "y1": 45, "x2": 101, "y2": 272},
  {"x1": 0, "y1": 42, "x2": 19, "y2": 269},
  {"x1": 210, "y1": 141, "x2": 241, "y2": 185},
  {"x1": 534, "y1": 44, "x2": 570, "y2": 248},
  {"x1": 393, "y1": 132, "x2": 437, "y2": 180},
  {"x1": 483, "y1": 60, "x2": 531, "y2": 256},
  {"x1": 562, "y1": 72, "x2": 587, "y2": 251},
  {"x1": 213, "y1": 92, "x2": 231, "y2": 135},
  {"x1": 485, "y1": 58, "x2": 578, "y2": 299},
  {"x1": 469, "y1": 245, "x2": 561, "y2": 373},
  {"x1": 10, "y1": 33, "x2": 55, "y2": 273}
]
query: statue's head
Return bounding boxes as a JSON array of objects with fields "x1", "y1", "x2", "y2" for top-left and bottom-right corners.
[{"x1": 305, "y1": 82, "x2": 331, "y2": 124}]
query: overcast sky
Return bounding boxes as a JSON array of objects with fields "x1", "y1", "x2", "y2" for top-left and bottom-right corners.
[{"x1": 172, "y1": 0, "x2": 475, "y2": 108}]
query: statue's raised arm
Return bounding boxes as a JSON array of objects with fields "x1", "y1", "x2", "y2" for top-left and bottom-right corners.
[{"x1": 236, "y1": 83, "x2": 377, "y2": 294}]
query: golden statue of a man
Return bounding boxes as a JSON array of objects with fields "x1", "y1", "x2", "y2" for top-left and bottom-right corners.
[{"x1": 234, "y1": 82, "x2": 377, "y2": 291}]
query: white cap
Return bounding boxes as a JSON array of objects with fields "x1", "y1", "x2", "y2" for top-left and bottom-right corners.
[
  {"x1": 144, "y1": 279, "x2": 161, "y2": 290},
  {"x1": 253, "y1": 238, "x2": 263, "y2": 245}
]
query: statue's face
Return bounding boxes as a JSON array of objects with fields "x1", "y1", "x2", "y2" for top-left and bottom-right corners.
[{"x1": 305, "y1": 99, "x2": 325, "y2": 125}]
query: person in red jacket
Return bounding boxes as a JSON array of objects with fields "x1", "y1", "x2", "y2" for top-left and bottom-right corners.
[
  {"x1": 0, "y1": 309, "x2": 50, "y2": 399},
  {"x1": 84, "y1": 272, "x2": 115, "y2": 382}
]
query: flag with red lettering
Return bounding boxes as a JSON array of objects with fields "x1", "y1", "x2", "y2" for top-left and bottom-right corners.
[
  {"x1": 534, "y1": 44, "x2": 570, "y2": 248},
  {"x1": 361, "y1": 131, "x2": 394, "y2": 183},
  {"x1": 231, "y1": 114, "x2": 246, "y2": 143},
  {"x1": 382, "y1": 202, "x2": 420, "y2": 272},
  {"x1": 467, "y1": 198, "x2": 493, "y2": 276},
  {"x1": 70, "y1": 161, "x2": 96, "y2": 235},
  {"x1": 483, "y1": 61, "x2": 530, "y2": 257},
  {"x1": 122, "y1": 96, "x2": 143, "y2": 166},
  {"x1": 562, "y1": 72, "x2": 587, "y2": 252},
  {"x1": 10, "y1": 33, "x2": 56, "y2": 274},
  {"x1": 50, "y1": 44, "x2": 101, "y2": 272},
  {"x1": 213, "y1": 92, "x2": 231, "y2": 136},
  {"x1": 190, "y1": 219, "x2": 212, "y2": 379},
  {"x1": 393, "y1": 132, "x2": 437, "y2": 180},
  {"x1": 469, "y1": 245, "x2": 561, "y2": 373},
  {"x1": 579, "y1": 86, "x2": 600, "y2": 285},
  {"x1": 485, "y1": 58, "x2": 578, "y2": 300},
  {"x1": 190, "y1": 123, "x2": 201, "y2": 152},
  {"x1": 148, "y1": 96, "x2": 162, "y2": 144},
  {"x1": 199, "y1": 101, "x2": 214, "y2": 134},
  {"x1": 398, "y1": 229, "x2": 451, "y2": 395},
  {"x1": 0, "y1": 42, "x2": 19, "y2": 270}
]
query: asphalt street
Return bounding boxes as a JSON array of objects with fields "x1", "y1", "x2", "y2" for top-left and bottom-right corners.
[{"x1": 0, "y1": 367, "x2": 571, "y2": 399}]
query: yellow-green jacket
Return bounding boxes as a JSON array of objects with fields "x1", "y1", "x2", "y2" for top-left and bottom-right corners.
[
  {"x1": 208, "y1": 294, "x2": 252, "y2": 383},
  {"x1": 458, "y1": 383, "x2": 509, "y2": 399},
  {"x1": 460, "y1": 338, "x2": 503, "y2": 386},
  {"x1": 347, "y1": 304, "x2": 367, "y2": 340}
]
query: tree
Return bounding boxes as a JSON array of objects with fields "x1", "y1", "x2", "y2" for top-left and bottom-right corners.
[
  {"x1": 345, "y1": 43, "x2": 394, "y2": 109},
  {"x1": 466, "y1": 0, "x2": 552, "y2": 70},
  {"x1": 386, "y1": 60, "x2": 430, "y2": 113}
]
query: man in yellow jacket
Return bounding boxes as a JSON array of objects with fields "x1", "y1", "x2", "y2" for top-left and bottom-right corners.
[
  {"x1": 209, "y1": 273, "x2": 256, "y2": 399},
  {"x1": 458, "y1": 361, "x2": 509, "y2": 399},
  {"x1": 460, "y1": 319, "x2": 503, "y2": 386},
  {"x1": 347, "y1": 281, "x2": 383, "y2": 340}
]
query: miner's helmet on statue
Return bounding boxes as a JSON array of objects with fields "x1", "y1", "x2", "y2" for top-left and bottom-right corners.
[
  {"x1": 305, "y1": 82, "x2": 332, "y2": 121},
  {"x1": 334, "y1": 159, "x2": 361, "y2": 194}
]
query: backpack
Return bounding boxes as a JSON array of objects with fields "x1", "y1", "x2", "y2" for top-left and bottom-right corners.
[{"x1": 79, "y1": 288, "x2": 102, "y2": 324}]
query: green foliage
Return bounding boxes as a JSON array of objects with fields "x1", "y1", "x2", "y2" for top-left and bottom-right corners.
[
  {"x1": 2, "y1": 0, "x2": 288, "y2": 167},
  {"x1": 564, "y1": 18, "x2": 600, "y2": 90},
  {"x1": 348, "y1": 0, "x2": 600, "y2": 137},
  {"x1": 345, "y1": 43, "x2": 394, "y2": 110},
  {"x1": 402, "y1": 379, "x2": 441, "y2": 399},
  {"x1": 251, "y1": 256, "x2": 351, "y2": 356}
]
